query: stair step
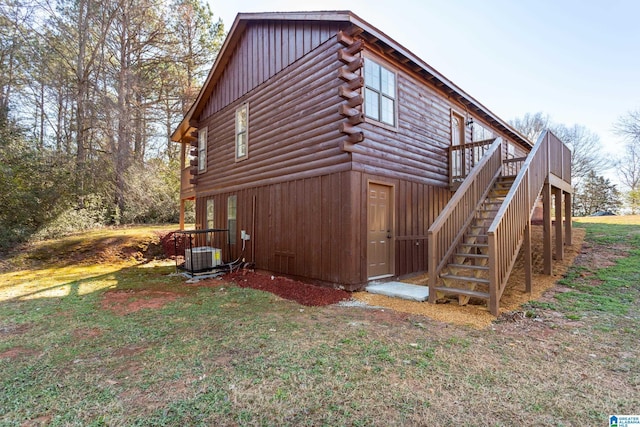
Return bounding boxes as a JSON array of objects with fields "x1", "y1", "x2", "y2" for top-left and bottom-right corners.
[
  {"x1": 465, "y1": 233, "x2": 488, "y2": 239},
  {"x1": 448, "y1": 263, "x2": 489, "y2": 271},
  {"x1": 455, "y1": 253, "x2": 488, "y2": 259},
  {"x1": 461, "y1": 242, "x2": 488, "y2": 248},
  {"x1": 441, "y1": 274, "x2": 490, "y2": 284},
  {"x1": 433, "y1": 286, "x2": 490, "y2": 300}
]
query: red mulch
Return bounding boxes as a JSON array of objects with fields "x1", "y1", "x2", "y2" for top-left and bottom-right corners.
[{"x1": 225, "y1": 271, "x2": 351, "y2": 306}]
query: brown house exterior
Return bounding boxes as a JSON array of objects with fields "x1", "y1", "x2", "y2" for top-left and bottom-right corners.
[{"x1": 172, "y1": 11, "x2": 571, "y2": 306}]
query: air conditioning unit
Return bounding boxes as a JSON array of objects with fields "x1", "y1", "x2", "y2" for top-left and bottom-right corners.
[{"x1": 184, "y1": 246, "x2": 222, "y2": 270}]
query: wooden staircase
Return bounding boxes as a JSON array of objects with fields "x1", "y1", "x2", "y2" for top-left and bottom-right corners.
[
  {"x1": 434, "y1": 176, "x2": 515, "y2": 305},
  {"x1": 428, "y1": 132, "x2": 573, "y2": 315}
]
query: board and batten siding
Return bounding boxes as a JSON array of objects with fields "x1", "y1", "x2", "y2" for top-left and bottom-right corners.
[
  {"x1": 196, "y1": 171, "x2": 362, "y2": 288},
  {"x1": 195, "y1": 31, "x2": 352, "y2": 195},
  {"x1": 201, "y1": 21, "x2": 343, "y2": 117},
  {"x1": 352, "y1": 172, "x2": 451, "y2": 281}
]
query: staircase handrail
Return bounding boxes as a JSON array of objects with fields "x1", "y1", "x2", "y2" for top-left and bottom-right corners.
[
  {"x1": 428, "y1": 137, "x2": 503, "y2": 298},
  {"x1": 486, "y1": 130, "x2": 571, "y2": 314}
]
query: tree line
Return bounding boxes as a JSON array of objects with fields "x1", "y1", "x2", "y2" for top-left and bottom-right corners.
[
  {"x1": 1, "y1": 0, "x2": 640, "y2": 250},
  {"x1": 0, "y1": 0, "x2": 224, "y2": 248}
]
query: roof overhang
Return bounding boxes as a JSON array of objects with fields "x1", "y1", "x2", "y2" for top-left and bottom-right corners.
[{"x1": 171, "y1": 10, "x2": 532, "y2": 150}]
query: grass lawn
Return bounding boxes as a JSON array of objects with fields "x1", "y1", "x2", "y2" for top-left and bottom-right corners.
[{"x1": 1, "y1": 220, "x2": 639, "y2": 426}]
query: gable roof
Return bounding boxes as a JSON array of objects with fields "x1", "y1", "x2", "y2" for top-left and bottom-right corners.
[{"x1": 171, "y1": 10, "x2": 531, "y2": 149}]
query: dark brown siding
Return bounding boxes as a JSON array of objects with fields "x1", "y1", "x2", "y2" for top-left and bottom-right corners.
[
  {"x1": 195, "y1": 32, "x2": 351, "y2": 195},
  {"x1": 196, "y1": 171, "x2": 361, "y2": 287},
  {"x1": 201, "y1": 21, "x2": 342, "y2": 117},
  {"x1": 354, "y1": 56, "x2": 455, "y2": 187},
  {"x1": 354, "y1": 50, "x2": 530, "y2": 188}
]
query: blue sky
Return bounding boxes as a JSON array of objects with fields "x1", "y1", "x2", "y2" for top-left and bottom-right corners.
[{"x1": 208, "y1": 0, "x2": 640, "y2": 161}]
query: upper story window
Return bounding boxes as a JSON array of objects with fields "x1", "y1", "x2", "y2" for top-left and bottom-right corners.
[
  {"x1": 198, "y1": 127, "x2": 207, "y2": 173},
  {"x1": 364, "y1": 58, "x2": 397, "y2": 127},
  {"x1": 472, "y1": 121, "x2": 494, "y2": 142},
  {"x1": 235, "y1": 104, "x2": 248, "y2": 161}
]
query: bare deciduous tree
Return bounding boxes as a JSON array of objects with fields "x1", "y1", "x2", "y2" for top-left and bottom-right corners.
[
  {"x1": 615, "y1": 109, "x2": 640, "y2": 213},
  {"x1": 510, "y1": 112, "x2": 610, "y2": 185}
]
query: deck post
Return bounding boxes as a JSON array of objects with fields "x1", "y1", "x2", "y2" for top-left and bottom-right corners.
[
  {"x1": 542, "y1": 183, "x2": 552, "y2": 275},
  {"x1": 179, "y1": 199, "x2": 185, "y2": 230},
  {"x1": 428, "y1": 231, "x2": 437, "y2": 304},
  {"x1": 564, "y1": 191, "x2": 573, "y2": 245},
  {"x1": 488, "y1": 231, "x2": 499, "y2": 316},
  {"x1": 554, "y1": 187, "x2": 564, "y2": 260},
  {"x1": 524, "y1": 219, "x2": 532, "y2": 293}
]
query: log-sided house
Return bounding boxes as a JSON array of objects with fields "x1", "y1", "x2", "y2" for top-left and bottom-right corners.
[{"x1": 171, "y1": 11, "x2": 573, "y2": 315}]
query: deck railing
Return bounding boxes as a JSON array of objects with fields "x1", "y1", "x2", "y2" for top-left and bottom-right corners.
[
  {"x1": 428, "y1": 138, "x2": 503, "y2": 300},
  {"x1": 449, "y1": 139, "x2": 496, "y2": 189},
  {"x1": 486, "y1": 131, "x2": 571, "y2": 314}
]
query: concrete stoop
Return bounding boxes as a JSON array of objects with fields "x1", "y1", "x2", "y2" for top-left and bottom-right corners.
[{"x1": 365, "y1": 281, "x2": 429, "y2": 302}]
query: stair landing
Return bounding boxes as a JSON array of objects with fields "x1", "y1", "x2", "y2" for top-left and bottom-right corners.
[{"x1": 366, "y1": 281, "x2": 429, "y2": 302}]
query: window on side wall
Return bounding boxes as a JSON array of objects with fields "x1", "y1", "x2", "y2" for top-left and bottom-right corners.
[
  {"x1": 206, "y1": 199, "x2": 215, "y2": 244},
  {"x1": 206, "y1": 199, "x2": 215, "y2": 229},
  {"x1": 364, "y1": 58, "x2": 397, "y2": 127},
  {"x1": 235, "y1": 104, "x2": 248, "y2": 161},
  {"x1": 227, "y1": 195, "x2": 237, "y2": 245},
  {"x1": 198, "y1": 127, "x2": 207, "y2": 173}
]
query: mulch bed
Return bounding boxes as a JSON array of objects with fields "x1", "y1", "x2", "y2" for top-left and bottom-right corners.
[{"x1": 225, "y1": 271, "x2": 351, "y2": 306}]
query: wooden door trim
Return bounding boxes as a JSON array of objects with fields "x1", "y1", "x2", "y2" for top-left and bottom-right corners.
[{"x1": 366, "y1": 180, "x2": 395, "y2": 279}]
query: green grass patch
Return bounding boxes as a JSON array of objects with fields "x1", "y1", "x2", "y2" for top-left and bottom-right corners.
[
  {"x1": 556, "y1": 220, "x2": 640, "y2": 320},
  {"x1": 1, "y1": 223, "x2": 640, "y2": 425}
]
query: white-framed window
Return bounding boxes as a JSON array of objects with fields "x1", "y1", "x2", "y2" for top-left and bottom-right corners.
[
  {"x1": 206, "y1": 199, "x2": 215, "y2": 229},
  {"x1": 472, "y1": 121, "x2": 494, "y2": 142},
  {"x1": 227, "y1": 195, "x2": 237, "y2": 244},
  {"x1": 364, "y1": 58, "x2": 397, "y2": 127},
  {"x1": 235, "y1": 104, "x2": 248, "y2": 161},
  {"x1": 206, "y1": 198, "x2": 215, "y2": 243},
  {"x1": 198, "y1": 127, "x2": 207, "y2": 173}
]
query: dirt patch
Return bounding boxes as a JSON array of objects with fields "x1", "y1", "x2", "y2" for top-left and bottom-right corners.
[
  {"x1": 20, "y1": 414, "x2": 52, "y2": 427},
  {"x1": 0, "y1": 346, "x2": 38, "y2": 360},
  {"x1": 100, "y1": 289, "x2": 181, "y2": 315},
  {"x1": 0, "y1": 323, "x2": 32, "y2": 336},
  {"x1": 113, "y1": 344, "x2": 148, "y2": 358},
  {"x1": 573, "y1": 240, "x2": 629, "y2": 270},
  {"x1": 225, "y1": 271, "x2": 351, "y2": 306},
  {"x1": 160, "y1": 231, "x2": 188, "y2": 258},
  {"x1": 72, "y1": 328, "x2": 103, "y2": 339}
]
